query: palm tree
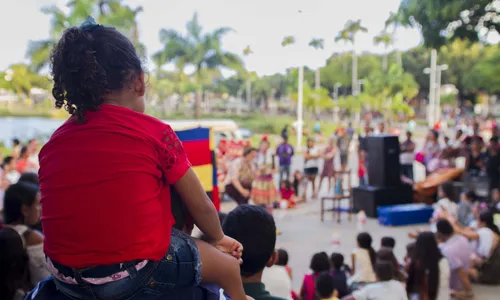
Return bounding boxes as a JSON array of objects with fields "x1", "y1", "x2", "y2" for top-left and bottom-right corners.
[
  {"x1": 153, "y1": 13, "x2": 243, "y2": 119},
  {"x1": 385, "y1": 11, "x2": 405, "y2": 66},
  {"x1": 308, "y1": 38, "x2": 324, "y2": 89},
  {"x1": 373, "y1": 31, "x2": 393, "y2": 71},
  {"x1": 335, "y1": 20, "x2": 367, "y2": 96},
  {"x1": 281, "y1": 35, "x2": 304, "y2": 150},
  {"x1": 26, "y1": 0, "x2": 144, "y2": 72}
]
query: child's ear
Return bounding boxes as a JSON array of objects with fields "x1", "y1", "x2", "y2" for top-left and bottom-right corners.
[
  {"x1": 334, "y1": 289, "x2": 339, "y2": 298},
  {"x1": 266, "y1": 250, "x2": 278, "y2": 268}
]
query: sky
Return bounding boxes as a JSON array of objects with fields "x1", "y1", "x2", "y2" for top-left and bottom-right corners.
[{"x1": 0, "y1": 0, "x2": 423, "y2": 76}]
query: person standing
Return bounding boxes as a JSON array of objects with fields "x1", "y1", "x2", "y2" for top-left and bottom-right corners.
[
  {"x1": 276, "y1": 136, "x2": 294, "y2": 183},
  {"x1": 252, "y1": 138, "x2": 278, "y2": 206},
  {"x1": 400, "y1": 131, "x2": 416, "y2": 181},
  {"x1": 304, "y1": 138, "x2": 320, "y2": 199},
  {"x1": 319, "y1": 137, "x2": 337, "y2": 192}
]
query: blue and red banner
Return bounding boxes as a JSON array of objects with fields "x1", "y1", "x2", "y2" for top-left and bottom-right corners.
[{"x1": 174, "y1": 127, "x2": 219, "y2": 211}]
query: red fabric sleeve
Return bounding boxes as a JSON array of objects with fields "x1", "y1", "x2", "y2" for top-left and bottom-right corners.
[{"x1": 160, "y1": 125, "x2": 192, "y2": 184}]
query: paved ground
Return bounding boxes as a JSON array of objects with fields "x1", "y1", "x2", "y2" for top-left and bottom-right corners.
[{"x1": 220, "y1": 197, "x2": 500, "y2": 299}]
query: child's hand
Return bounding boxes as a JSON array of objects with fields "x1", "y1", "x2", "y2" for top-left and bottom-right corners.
[{"x1": 215, "y1": 235, "x2": 244, "y2": 262}]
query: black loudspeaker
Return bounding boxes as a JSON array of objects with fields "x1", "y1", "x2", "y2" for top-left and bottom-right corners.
[
  {"x1": 352, "y1": 185, "x2": 413, "y2": 218},
  {"x1": 367, "y1": 135, "x2": 401, "y2": 187}
]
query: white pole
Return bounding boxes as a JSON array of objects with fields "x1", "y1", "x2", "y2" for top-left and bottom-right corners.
[
  {"x1": 352, "y1": 50, "x2": 358, "y2": 95},
  {"x1": 435, "y1": 68, "x2": 442, "y2": 124},
  {"x1": 428, "y1": 49, "x2": 437, "y2": 127},
  {"x1": 297, "y1": 65, "x2": 304, "y2": 152}
]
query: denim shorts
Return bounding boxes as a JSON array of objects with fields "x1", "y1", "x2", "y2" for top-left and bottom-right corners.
[{"x1": 52, "y1": 229, "x2": 202, "y2": 300}]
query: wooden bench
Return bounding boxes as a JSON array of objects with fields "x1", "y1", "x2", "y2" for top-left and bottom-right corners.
[{"x1": 320, "y1": 170, "x2": 352, "y2": 223}]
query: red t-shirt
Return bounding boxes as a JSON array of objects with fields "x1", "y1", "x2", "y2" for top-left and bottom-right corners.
[
  {"x1": 39, "y1": 105, "x2": 191, "y2": 268},
  {"x1": 280, "y1": 188, "x2": 294, "y2": 200}
]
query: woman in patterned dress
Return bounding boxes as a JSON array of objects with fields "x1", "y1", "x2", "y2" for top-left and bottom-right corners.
[{"x1": 251, "y1": 138, "x2": 278, "y2": 206}]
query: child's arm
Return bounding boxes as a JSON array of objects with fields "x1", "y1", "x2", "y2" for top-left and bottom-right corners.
[
  {"x1": 195, "y1": 240, "x2": 249, "y2": 300},
  {"x1": 174, "y1": 169, "x2": 225, "y2": 242}
]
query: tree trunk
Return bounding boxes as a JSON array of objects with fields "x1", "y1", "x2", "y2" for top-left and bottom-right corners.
[
  {"x1": 382, "y1": 53, "x2": 388, "y2": 71},
  {"x1": 396, "y1": 51, "x2": 402, "y2": 67},
  {"x1": 195, "y1": 89, "x2": 202, "y2": 119}
]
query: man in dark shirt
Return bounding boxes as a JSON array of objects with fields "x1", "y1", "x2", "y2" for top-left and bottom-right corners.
[
  {"x1": 223, "y1": 205, "x2": 286, "y2": 300},
  {"x1": 276, "y1": 137, "x2": 294, "y2": 182}
]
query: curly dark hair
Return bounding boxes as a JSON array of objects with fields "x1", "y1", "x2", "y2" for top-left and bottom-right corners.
[{"x1": 50, "y1": 24, "x2": 142, "y2": 122}]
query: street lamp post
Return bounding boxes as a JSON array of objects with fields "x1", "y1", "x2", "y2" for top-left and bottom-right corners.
[
  {"x1": 435, "y1": 64, "x2": 448, "y2": 123},
  {"x1": 297, "y1": 65, "x2": 304, "y2": 151},
  {"x1": 424, "y1": 49, "x2": 438, "y2": 127}
]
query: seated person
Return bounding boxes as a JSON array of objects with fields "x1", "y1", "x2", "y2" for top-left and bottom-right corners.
[
  {"x1": 330, "y1": 253, "x2": 351, "y2": 298},
  {"x1": 223, "y1": 205, "x2": 286, "y2": 300},
  {"x1": 435, "y1": 219, "x2": 473, "y2": 297},
  {"x1": 341, "y1": 261, "x2": 408, "y2": 300},
  {"x1": 27, "y1": 189, "x2": 228, "y2": 300},
  {"x1": 316, "y1": 273, "x2": 339, "y2": 300},
  {"x1": 38, "y1": 17, "x2": 247, "y2": 300},
  {"x1": 0, "y1": 227, "x2": 33, "y2": 300},
  {"x1": 465, "y1": 139, "x2": 487, "y2": 177}
]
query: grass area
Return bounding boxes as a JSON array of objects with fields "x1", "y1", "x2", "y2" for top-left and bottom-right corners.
[{"x1": 0, "y1": 107, "x2": 67, "y2": 119}]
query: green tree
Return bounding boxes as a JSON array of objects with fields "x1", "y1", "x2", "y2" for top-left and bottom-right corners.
[
  {"x1": 309, "y1": 38, "x2": 324, "y2": 89},
  {"x1": 335, "y1": 20, "x2": 368, "y2": 95},
  {"x1": 27, "y1": 0, "x2": 144, "y2": 72},
  {"x1": 397, "y1": 0, "x2": 499, "y2": 48},
  {"x1": 373, "y1": 31, "x2": 393, "y2": 71},
  {"x1": 439, "y1": 39, "x2": 492, "y2": 103},
  {"x1": 291, "y1": 82, "x2": 333, "y2": 117},
  {"x1": 384, "y1": 11, "x2": 405, "y2": 66},
  {"x1": 153, "y1": 13, "x2": 243, "y2": 119},
  {"x1": 320, "y1": 52, "x2": 381, "y2": 95},
  {"x1": 0, "y1": 64, "x2": 51, "y2": 99},
  {"x1": 465, "y1": 50, "x2": 500, "y2": 94},
  {"x1": 401, "y1": 47, "x2": 430, "y2": 92}
]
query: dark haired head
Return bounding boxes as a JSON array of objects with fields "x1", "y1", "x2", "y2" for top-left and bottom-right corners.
[
  {"x1": 381, "y1": 236, "x2": 395, "y2": 249},
  {"x1": 374, "y1": 260, "x2": 394, "y2": 281},
  {"x1": 490, "y1": 136, "x2": 499, "y2": 144},
  {"x1": 315, "y1": 273, "x2": 335, "y2": 299},
  {"x1": 276, "y1": 249, "x2": 289, "y2": 266},
  {"x1": 377, "y1": 248, "x2": 404, "y2": 281},
  {"x1": 12, "y1": 138, "x2": 20, "y2": 146},
  {"x1": 431, "y1": 129, "x2": 439, "y2": 139},
  {"x1": 0, "y1": 228, "x2": 32, "y2": 300},
  {"x1": 438, "y1": 181, "x2": 455, "y2": 202},
  {"x1": 243, "y1": 147, "x2": 257, "y2": 157},
  {"x1": 18, "y1": 172, "x2": 39, "y2": 186},
  {"x1": 222, "y1": 205, "x2": 276, "y2": 277},
  {"x1": 2, "y1": 156, "x2": 14, "y2": 168},
  {"x1": 357, "y1": 232, "x2": 376, "y2": 267},
  {"x1": 330, "y1": 252, "x2": 344, "y2": 270},
  {"x1": 19, "y1": 146, "x2": 29, "y2": 159},
  {"x1": 406, "y1": 242, "x2": 416, "y2": 260},
  {"x1": 3, "y1": 182, "x2": 40, "y2": 225},
  {"x1": 407, "y1": 232, "x2": 442, "y2": 300},
  {"x1": 436, "y1": 219, "x2": 454, "y2": 237},
  {"x1": 464, "y1": 190, "x2": 477, "y2": 202},
  {"x1": 310, "y1": 252, "x2": 330, "y2": 274},
  {"x1": 50, "y1": 20, "x2": 144, "y2": 122},
  {"x1": 479, "y1": 211, "x2": 500, "y2": 235}
]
